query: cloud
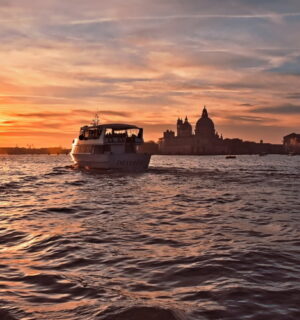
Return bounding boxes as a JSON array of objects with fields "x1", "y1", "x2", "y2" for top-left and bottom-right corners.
[
  {"x1": 157, "y1": 50, "x2": 270, "y2": 71},
  {"x1": 0, "y1": 130, "x2": 73, "y2": 137},
  {"x1": 9, "y1": 109, "x2": 131, "y2": 119},
  {"x1": 252, "y1": 104, "x2": 300, "y2": 114},
  {"x1": 68, "y1": 12, "x2": 300, "y2": 26},
  {"x1": 286, "y1": 93, "x2": 300, "y2": 99},
  {"x1": 268, "y1": 56, "x2": 300, "y2": 75},
  {"x1": 226, "y1": 115, "x2": 276, "y2": 123},
  {"x1": 10, "y1": 111, "x2": 70, "y2": 118},
  {"x1": 83, "y1": 110, "x2": 131, "y2": 117},
  {"x1": 1, "y1": 120, "x2": 16, "y2": 124},
  {"x1": 76, "y1": 76, "x2": 151, "y2": 83}
]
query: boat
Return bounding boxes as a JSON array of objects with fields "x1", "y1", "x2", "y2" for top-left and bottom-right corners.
[
  {"x1": 225, "y1": 155, "x2": 236, "y2": 159},
  {"x1": 70, "y1": 115, "x2": 151, "y2": 171},
  {"x1": 259, "y1": 152, "x2": 267, "y2": 156}
]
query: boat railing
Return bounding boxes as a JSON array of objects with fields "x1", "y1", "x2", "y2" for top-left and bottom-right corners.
[{"x1": 105, "y1": 136, "x2": 126, "y2": 143}]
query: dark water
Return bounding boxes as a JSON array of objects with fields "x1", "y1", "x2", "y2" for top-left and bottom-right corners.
[{"x1": 0, "y1": 155, "x2": 299, "y2": 320}]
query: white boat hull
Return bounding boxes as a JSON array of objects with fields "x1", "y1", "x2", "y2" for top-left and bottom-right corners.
[{"x1": 71, "y1": 152, "x2": 151, "y2": 171}]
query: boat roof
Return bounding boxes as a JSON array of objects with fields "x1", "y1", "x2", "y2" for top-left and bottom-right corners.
[{"x1": 82, "y1": 123, "x2": 140, "y2": 130}]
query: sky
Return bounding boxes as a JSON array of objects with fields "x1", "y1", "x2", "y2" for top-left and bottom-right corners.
[{"x1": 0, "y1": 0, "x2": 300, "y2": 147}]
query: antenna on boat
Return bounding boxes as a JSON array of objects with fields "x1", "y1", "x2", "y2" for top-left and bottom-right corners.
[{"x1": 92, "y1": 112, "x2": 100, "y2": 126}]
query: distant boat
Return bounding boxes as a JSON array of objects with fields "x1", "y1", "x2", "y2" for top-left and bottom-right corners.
[
  {"x1": 226, "y1": 155, "x2": 236, "y2": 159},
  {"x1": 70, "y1": 116, "x2": 151, "y2": 171},
  {"x1": 259, "y1": 152, "x2": 268, "y2": 156}
]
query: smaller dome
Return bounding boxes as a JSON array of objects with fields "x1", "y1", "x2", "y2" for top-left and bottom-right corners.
[
  {"x1": 177, "y1": 116, "x2": 193, "y2": 137},
  {"x1": 177, "y1": 118, "x2": 183, "y2": 125},
  {"x1": 182, "y1": 116, "x2": 192, "y2": 129}
]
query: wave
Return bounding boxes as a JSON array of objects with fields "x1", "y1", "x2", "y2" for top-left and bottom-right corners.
[{"x1": 97, "y1": 305, "x2": 187, "y2": 320}]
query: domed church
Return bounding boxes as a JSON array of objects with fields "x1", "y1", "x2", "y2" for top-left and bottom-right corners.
[{"x1": 159, "y1": 106, "x2": 226, "y2": 154}]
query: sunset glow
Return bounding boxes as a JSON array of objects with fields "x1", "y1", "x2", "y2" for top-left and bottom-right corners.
[{"x1": 1, "y1": 0, "x2": 300, "y2": 147}]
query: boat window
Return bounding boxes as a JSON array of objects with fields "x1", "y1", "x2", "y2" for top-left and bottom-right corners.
[
  {"x1": 103, "y1": 128, "x2": 143, "y2": 143},
  {"x1": 79, "y1": 131, "x2": 84, "y2": 140},
  {"x1": 84, "y1": 130, "x2": 89, "y2": 139},
  {"x1": 88, "y1": 129, "x2": 101, "y2": 139},
  {"x1": 112, "y1": 130, "x2": 127, "y2": 141},
  {"x1": 126, "y1": 129, "x2": 139, "y2": 137},
  {"x1": 79, "y1": 128, "x2": 101, "y2": 140},
  {"x1": 113, "y1": 129, "x2": 127, "y2": 136},
  {"x1": 105, "y1": 128, "x2": 113, "y2": 136},
  {"x1": 105, "y1": 129, "x2": 124, "y2": 142}
]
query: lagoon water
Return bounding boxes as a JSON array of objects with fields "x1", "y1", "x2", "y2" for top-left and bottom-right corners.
[{"x1": 0, "y1": 155, "x2": 299, "y2": 320}]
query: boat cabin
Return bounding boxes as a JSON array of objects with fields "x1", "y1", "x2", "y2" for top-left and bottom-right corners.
[
  {"x1": 74, "y1": 124, "x2": 144, "y2": 155},
  {"x1": 79, "y1": 124, "x2": 143, "y2": 143}
]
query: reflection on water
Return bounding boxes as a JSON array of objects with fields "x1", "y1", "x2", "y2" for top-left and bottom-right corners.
[{"x1": 0, "y1": 155, "x2": 299, "y2": 320}]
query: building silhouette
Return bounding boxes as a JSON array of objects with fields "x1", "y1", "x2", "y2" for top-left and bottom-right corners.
[
  {"x1": 159, "y1": 106, "x2": 226, "y2": 154},
  {"x1": 159, "y1": 106, "x2": 284, "y2": 155},
  {"x1": 283, "y1": 133, "x2": 300, "y2": 154}
]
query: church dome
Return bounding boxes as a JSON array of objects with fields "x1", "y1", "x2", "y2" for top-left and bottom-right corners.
[{"x1": 195, "y1": 107, "x2": 215, "y2": 137}]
